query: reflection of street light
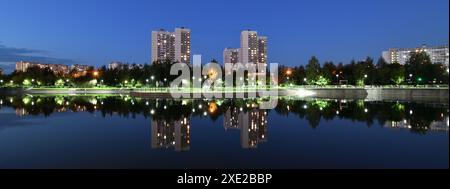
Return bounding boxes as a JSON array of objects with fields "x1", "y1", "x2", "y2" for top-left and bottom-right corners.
[{"x1": 208, "y1": 102, "x2": 218, "y2": 113}]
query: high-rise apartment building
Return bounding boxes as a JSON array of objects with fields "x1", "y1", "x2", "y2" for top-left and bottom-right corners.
[
  {"x1": 382, "y1": 45, "x2": 449, "y2": 67},
  {"x1": 151, "y1": 27, "x2": 191, "y2": 64},
  {"x1": 175, "y1": 27, "x2": 191, "y2": 64},
  {"x1": 223, "y1": 48, "x2": 240, "y2": 64},
  {"x1": 224, "y1": 30, "x2": 268, "y2": 67},
  {"x1": 240, "y1": 30, "x2": 259, "y2": 64},
  {"x1": 257, "y1": 36, "x2": 268, "y2": 65},
  {"x1": 239, "y1": 30, "x2": 267, "y2": 65}
]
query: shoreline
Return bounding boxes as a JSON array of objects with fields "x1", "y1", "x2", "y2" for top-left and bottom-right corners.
[{"x1": 0, "y1": 87, "x2": 448, "y2": 103}]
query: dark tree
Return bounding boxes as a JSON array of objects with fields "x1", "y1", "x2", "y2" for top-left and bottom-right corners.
[{"x1": 305, "y1": 56, "x2": 321, "y2": 84}]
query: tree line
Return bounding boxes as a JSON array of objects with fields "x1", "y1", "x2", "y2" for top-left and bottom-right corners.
[
  {"x1": 280, "y1": 51, "x2": 448, "y2": 86},
  {"x1": 0, "y1": 51, "x2": 448, "y2": 88}
]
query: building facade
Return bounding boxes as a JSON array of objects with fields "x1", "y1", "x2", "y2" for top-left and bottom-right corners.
[
  {"x1": 240, "y1": 30, "x2": 258, "y2": 64},
  {"x1": 175, "y1": 27, "x2": 191, "y2": 64},
  {"x1": 151, "y1": 27, "x2": 191, "y2": 64},
  {"x1": 257, "y1": 36, "x2": 268, "y2": 65},
  {"x1": 382, "y1": 45, "x2": 449, "y2": 67},
  {"x1": 223, "y1": 48, "x2": 240, "y2": 64}
]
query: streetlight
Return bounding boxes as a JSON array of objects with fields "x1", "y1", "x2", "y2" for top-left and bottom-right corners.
[
  {"x1": 417, "y1": 77, "x2": 423, "y2": 82},
  {"x1": 285, "y1": 69, "x2": 292, "y2": 76}
]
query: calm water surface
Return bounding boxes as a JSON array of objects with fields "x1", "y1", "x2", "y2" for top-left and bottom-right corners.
[{"x1": 0, "y1": 95, "x2": 448, "y2": 169}]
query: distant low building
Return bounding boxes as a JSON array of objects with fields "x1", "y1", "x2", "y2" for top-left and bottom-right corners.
[
  {"x1": 15, "y1": 61, "x2": 69, "y2": 75},
  {"x1": 108, "y1": 61, "x2": 125, "y2": 70},
  {"x1": 70, "y1": 64, "x2": 90, "y2": 72},
  {"x1": 382, "y1": 45, "x2": 449, "y2": 67},
  {"x1": 130, "y1": 63, "x2": 144, "y2": 69},
  {"x1": 108, "y1": 62, "x2": 144, "y2": 70}
]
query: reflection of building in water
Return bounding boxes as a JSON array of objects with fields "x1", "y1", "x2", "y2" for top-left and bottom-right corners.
[
  {"x1": 224, "y1": 107, "x2": 240, "y2": 130},
  {"x1": 338, "y1": 100, "x2": 348, "y2": 110},
  {"x1": 15, "y1": 108, "x2": 28, "y2": 116},
  {"x1": 151, "y1": 116, "x2": 190, "y2": 151},
  {"x1": 384, "y1": 118, "x2": 449, "y2": 132},
  {"x1": 224, "y1": 108, "x2": 268, "y2": 148},
  {"x1": 429, "y1": 117, "x2": 449, "y2": 132}
]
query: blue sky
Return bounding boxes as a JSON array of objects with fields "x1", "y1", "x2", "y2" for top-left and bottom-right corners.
[{"x1": 0, "y1": 0, "x2": 448, "y2": 73}]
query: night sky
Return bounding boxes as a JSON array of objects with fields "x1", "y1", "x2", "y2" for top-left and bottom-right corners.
[{"x1": 0, "y1": 0, "x2": 448, "y2": 73}]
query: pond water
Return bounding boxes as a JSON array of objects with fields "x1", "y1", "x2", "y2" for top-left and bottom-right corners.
[{"x1": 0, "y1": 95, "x2": 448, "y2": 169}]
